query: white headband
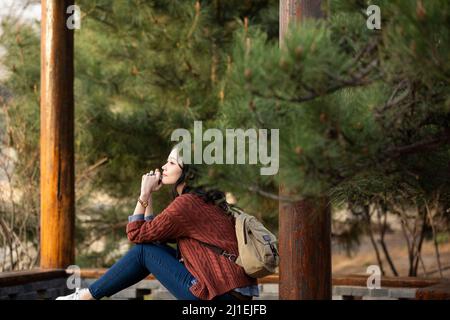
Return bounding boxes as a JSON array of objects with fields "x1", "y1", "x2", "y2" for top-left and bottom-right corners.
[{"x1": 169, "y1": 147, "x2": 184, "y2": 168}]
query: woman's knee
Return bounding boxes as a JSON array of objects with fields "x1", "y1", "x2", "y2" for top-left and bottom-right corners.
[{"x1": 136, "y1": 243, "x2": 177, "y2": 262}]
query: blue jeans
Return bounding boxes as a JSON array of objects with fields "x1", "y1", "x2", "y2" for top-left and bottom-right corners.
[{"x1": 88, "y1": 243, "x2": 238, "y2": 300}]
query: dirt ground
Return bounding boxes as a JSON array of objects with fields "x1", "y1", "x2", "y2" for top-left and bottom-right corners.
[{"x1": 332, "y1": 231, "x2": 450, "y2": 278}]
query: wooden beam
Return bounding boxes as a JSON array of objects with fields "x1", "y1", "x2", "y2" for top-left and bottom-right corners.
[
  {"x1": 40, "y1": 0, "x2": 75, "y2": 269},
  {"x1": 75, "y1": 270, "x2": 444, "y2": 288},
  {"x1": 332, "y1": 274, "x2": 441, "y2": 288},
  {"x1": 1, "y1": 268, "x2": 444, "y2": 290},
  {"x1": 278, "y1": 0, "x2": 331, "y2": 300},
  {"x1": 0, "y1": 269, "x2": 67, "y2": 287},
  {"x1": 416, "y1": 282, "x2": 450, "y2": 300}
]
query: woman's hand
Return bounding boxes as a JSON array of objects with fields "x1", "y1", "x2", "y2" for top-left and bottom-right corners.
[{"x1": 140, "y1": 169, "x2": 162, "y2": 199}]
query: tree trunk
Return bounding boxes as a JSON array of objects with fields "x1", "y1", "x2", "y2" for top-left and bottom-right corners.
[
  {"x1": 279, "y1": 194, "x2": 331, "y2": 299},
  {"x1": 278, "y1": 0, "x2": 331, "y2": 300},
  {"x1": 279, "y1": 0, "x2": 324, "y2": 46},
  {"x1": 40, "y1": 0, "x2": 75, "y2": 269}
]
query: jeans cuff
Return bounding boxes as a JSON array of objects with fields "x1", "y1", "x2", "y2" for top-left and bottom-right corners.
[{"x1": 87, "y1": 285, "x2": 101, "y2": 300}]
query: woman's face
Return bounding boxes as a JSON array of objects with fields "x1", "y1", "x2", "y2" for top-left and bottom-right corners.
[{"x1": 161, "y1": 150, "x2": 183, "y2": 185}]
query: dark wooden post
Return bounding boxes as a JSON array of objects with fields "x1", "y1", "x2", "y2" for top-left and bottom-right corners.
[
  {"x1": 278, "y1": 0, "x2": 331, "y2": 300},
  {"x1": 40, "y1": 0, "x2": 75, "y2": 269}
]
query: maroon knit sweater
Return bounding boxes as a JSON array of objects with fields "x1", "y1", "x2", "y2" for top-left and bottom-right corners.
[{"x1": 126, "y1": 193, "x2": 257, "y2": 300}]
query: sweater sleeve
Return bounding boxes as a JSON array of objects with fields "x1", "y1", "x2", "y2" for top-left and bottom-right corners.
[{"x1": 126, "y1": 195, "x2": 191, "y2": 243}]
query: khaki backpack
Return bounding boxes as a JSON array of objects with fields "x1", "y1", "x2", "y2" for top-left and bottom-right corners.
[{"x1": 197, "y1": 206, "x2": 279, "y2": 278}]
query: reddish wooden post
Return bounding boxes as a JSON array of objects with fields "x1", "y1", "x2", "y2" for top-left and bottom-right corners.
[
  {"x1": 278, "y1": 0, "x2": 331, "y2": 300},
  {"x1": 40, "y1": 0, "x2": 75, "y2": 269}
]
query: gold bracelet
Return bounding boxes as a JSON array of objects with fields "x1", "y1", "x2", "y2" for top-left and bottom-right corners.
[{"x1": 138, "y1": 197, "x2": 148, "y2": 208}]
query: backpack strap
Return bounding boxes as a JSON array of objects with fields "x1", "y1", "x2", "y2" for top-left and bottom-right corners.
[
  {"x1": 195, "y1": 239, "x2": 238, "y2": 263},
  {"x1": 196, "y1": 201, "x2": 241, "y2": 262}
]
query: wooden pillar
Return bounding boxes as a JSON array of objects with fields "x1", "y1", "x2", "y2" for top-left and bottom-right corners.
[
  {"x1": 40, "y1": 0, "x2": 75, "y2": 269},
  {"x1": 278, "y1": 0, "x2": 331, "y2": 300},
  {"x1": 279, "y1": 0, "x2": 324, "y2": 45}
]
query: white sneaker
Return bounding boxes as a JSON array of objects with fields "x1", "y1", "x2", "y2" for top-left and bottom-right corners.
[{"x1": 56, "y1": 288, "x2": 89, "y2": 300}]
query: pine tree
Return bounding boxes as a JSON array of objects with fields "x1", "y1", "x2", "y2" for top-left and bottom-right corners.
[
  {"x1": 216, "y1": 0, "x2": 450, "y2": 276},
  {"x1": 0, "y1": 0, "x2": 278, "y2": 268}
]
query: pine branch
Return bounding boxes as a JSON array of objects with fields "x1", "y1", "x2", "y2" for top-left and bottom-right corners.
[
  {"x1": 246, "y1": 185, "x2": 304, "y2": 203},
  {"x1": 251, "y1": 60, "x2": 379, "y2": 104},
  {"x1": 385, "y1": 129, "x2": 450, "y2": 158},
  {"x1": 375, "y1": 79, "x2": 411, "y2": 116},
  {"x1": 351, "y1": 39, "x2": 379, "y2": 70},
  {"x1": 88, "y1": 13, "x2": 119, "y2": 32},
  {"x1": 75, "y1": 157, "x2": 109, "y2": 188}
]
